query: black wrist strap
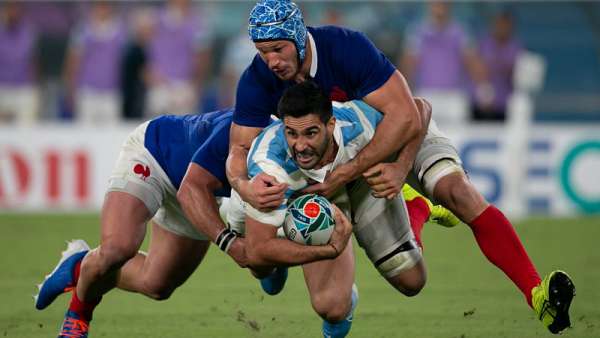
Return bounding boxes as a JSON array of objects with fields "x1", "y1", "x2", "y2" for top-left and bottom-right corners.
[{"x1": 215, "y1": 228, "x2": 237, "y2": 253}]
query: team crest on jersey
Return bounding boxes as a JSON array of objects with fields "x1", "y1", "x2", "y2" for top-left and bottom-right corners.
[{"x1": 133, "y1": 163, "x2": 150, "y2": 181}]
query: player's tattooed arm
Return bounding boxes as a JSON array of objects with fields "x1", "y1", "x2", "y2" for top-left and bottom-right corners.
[
  {"x1": 178, "y1": 162, "x2": 247, "y2": 267},
  {"x1": 227, "y1": 122, "x2": 287, "y2": 210}
]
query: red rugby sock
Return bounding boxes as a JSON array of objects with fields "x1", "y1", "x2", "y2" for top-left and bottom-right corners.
[
  {"x1": 405, "y1": 197, "x2": 430, "y2": 249},
  {"x1": 469, "y1": 205, "x2": 541, "y2": 307},
  {"x1": 73, "y1": 261, "x2": 81, "y2": 283},
  {"x1": 68, "y1": 290, "x2": 100, "y2": 322}
]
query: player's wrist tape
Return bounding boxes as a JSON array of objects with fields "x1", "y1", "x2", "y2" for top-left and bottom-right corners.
[{"x1": 215, "y1": 228, "x2": 237, "y2": 253}]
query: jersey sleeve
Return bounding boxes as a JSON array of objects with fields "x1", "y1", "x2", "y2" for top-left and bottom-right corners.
[
  {"x1": 349, "y1": 100, "x2": 383, "y2": 129},
  {"x1": 233, "y1": 59, "x2": 278, "y2": 128},
  {"x1": 244, "y1": 126, "x2": 303, "y2": 227},
  {"x1": 244, "y1": 161, "x2": 294, "y2": 228},
  {"x1": 340, "y1": 31, "x2": 396, "y2": 99},
  {"x1": 190, "y1": 119, "x2": 230, "y2": 186}
]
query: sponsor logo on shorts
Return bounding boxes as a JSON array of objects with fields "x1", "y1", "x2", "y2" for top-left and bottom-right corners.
[{"x1": 133, "y1": 163, "x2": 150, "y2": 181}]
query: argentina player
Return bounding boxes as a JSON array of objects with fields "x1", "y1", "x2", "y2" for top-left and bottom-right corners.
[{"x1": 228, "y1": 81, "x2": 430, "y2": 338}]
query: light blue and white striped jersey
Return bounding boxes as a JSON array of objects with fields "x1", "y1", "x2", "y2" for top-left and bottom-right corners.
[{"x1": 246, "y1": 100, "x2": 383, "y2": 226}]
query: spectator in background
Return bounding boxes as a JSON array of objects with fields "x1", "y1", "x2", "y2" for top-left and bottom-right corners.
[
  {"x1": 146, "y1": 0, "x2": 212, "y2": 117},
  {"x1": 26, "y1": 2, "x2": 76, "y2": 122},
  {"x1": 120, "y1": 8, "x2": 155, "y2": 121},
  {"x1": 63, "y1": 1, "x2": 126, "y2": 125},
  {"x1": 0, "y1": 1, "x2": 39, "y2": 125},
  {"x1": 399, "y1": 1, "x2": 490, "y2": 123},
  {"x1": 471, "y1": 10, "x2": 521, "y2": 122},
  {"x1": 321, "y1": 7, "x2": 343, "y2": 26}
]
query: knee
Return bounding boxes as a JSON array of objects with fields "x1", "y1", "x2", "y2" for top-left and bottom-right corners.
[
  {"x1": 311, "y1": 292, "x2": 351, "y2": 322},
  {"x1": 447, "y1": 179, "x2": 475, "y2": 208},
  {"x1": 250, "y1": 266, "x2": 275, "y2": 280},
  {"x1": 399, "y1": 280, "x2": 425, "y2": 297},
  {"x1": 143, "y1": 280, "x2": 177, "y2": 301},
  {"x1": 390, "y1": 275, "x2": 425, "y2": 297},
  {"x1": 435, "y1": 174, "x2": 486, "y2": 217},
  {"x1": 387, "y1": 266, "x2": 427, "y2": 297},
  {"x1": 95, "y1": 243, "x2": 139, "y2": 272}
]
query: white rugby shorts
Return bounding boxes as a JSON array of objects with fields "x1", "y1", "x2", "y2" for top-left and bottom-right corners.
[
  {"x1": 409, "y1": 118, "x2": 463, "y2": 198},
  {"x1": 106, "y1": 121, "x2": 208, "y2": 240}
]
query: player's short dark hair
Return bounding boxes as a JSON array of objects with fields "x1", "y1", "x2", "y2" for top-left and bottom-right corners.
[{"x1": 278, "y1": 80, "x2": 332, "y2": 124}]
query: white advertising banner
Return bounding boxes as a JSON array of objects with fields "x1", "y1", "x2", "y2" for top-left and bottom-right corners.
[
  {"x1": 0, "y1": 124, "x2": 598, "y2": 215},
  {"x1": 444, "y1": 125, "x2": 600, "y2": 215},
  {"x1": 0, "y1": 124, "x2": 131, "y2": 212}
]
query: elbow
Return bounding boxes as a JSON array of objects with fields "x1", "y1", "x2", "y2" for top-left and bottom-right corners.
[
  {"x1": 386, "y1": 102, "x2": 424, "y2": 141},
  {"x1": 404, "y1": 112, "x2": 423, "y2": 141},
  {"x1": 176, "y1": 184, "x2": 192, "y2": 209},
  {"x1": 229, "y1": 142, "x2": 249, "y2": 157},
  {"x1": 413, "y1": 97, "x2": 432, "y2": 132}
]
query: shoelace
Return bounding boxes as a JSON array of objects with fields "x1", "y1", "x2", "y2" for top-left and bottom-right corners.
[
  {"x1": 60, "y1": 317, "x2": 88, "y2": 338},
  {"x1": 538, "y1": 300, "x2": 556, "y2": 321}
]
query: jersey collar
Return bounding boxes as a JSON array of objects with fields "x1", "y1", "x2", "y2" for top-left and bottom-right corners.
[{"x1": 308, "y1": 31, "x2": 317, "y2": 78}]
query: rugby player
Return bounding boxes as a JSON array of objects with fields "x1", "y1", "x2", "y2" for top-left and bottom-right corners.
[{"x1": 227, "y1": 0, "x2": 575, "y2": 333}]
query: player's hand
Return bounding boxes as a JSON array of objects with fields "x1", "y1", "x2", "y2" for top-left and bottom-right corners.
[
  {"x1": 302, "y1": 165, "x2": 352, "y2": 198},
  {"x1": 327, "y1": 204, "x2": 353, "y2": 258},
  {"x1": 363, "y1": 162, "x2": 408, "y2": 200},
  {"x1": 227, "y1": 238, "x2": 248, "y2": 268},
  {"x1": 239, "y1": 173, "x2": 288, "y2": 212}
]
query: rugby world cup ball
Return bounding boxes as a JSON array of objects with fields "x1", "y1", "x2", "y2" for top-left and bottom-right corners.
[{"x1": 283, "y1": 194, "x2": 336, "y2": 245}]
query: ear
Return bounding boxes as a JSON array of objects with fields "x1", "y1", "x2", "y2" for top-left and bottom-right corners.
[{"x1": 327, "y1": 116, "x2": 336, "y2": 133}]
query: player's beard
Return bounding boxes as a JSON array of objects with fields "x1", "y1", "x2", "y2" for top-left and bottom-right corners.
[{"x1": 293, "y1": 133, "x2": 330, "y2": 170}]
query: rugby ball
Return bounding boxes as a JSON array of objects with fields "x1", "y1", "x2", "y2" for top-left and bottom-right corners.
[{"x1": 283, "y1": 194, "x2": 335, "y2": 245}]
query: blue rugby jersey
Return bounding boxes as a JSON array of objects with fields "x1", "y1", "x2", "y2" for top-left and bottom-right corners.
[
  {"x1": 144, "y1": 110, "x2": 233, "y2": 197},
  {"x1": 245, "y1": 100, "x2": 383, "y2": 226},
  {"x1": 235, "y1": 25, "x2": 396, "y2": 128}
]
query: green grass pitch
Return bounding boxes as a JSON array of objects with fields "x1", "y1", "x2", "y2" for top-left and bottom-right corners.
[{"x1": 1, "y1": 214, "x2": 598, "y2": 337}]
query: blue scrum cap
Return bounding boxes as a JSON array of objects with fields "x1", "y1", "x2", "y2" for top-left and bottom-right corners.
[{"x1": 248, "y1": 0, "x2": 307, "y2": 62}]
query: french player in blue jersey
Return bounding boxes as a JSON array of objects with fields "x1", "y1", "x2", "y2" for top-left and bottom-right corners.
[
  {"x1": 34, "y1": 110, "x2": 255, "y2": 337},
  {"x1": 227, "y1": 0, "x2": 575, "y2": 334}
]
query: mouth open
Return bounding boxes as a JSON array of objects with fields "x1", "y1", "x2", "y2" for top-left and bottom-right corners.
[{"x1": 295, "y1": 152, "x2": 314, "y2": 165}]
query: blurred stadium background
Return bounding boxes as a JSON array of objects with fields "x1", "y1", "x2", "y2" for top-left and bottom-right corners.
[{"x1": 0, "y1": 1, "x2": 598, "y2": 337}]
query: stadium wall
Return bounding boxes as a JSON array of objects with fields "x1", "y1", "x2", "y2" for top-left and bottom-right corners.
[{"x1": 0, "y1": 124, "x2": 598, "y2": 215}]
